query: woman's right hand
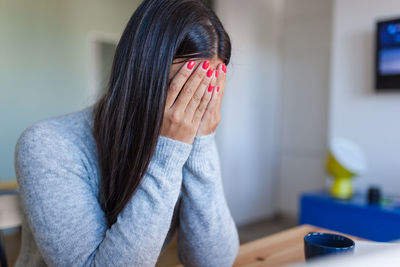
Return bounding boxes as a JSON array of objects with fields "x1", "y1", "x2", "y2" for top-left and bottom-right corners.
[{"x1": 161, "y1": 60, "x2": 215, "y2": 144}]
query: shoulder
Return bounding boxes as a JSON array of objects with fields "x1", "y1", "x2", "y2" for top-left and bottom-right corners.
[
  {"x1": 17, "y1": 107, "x2": 92, "y2": 150},
  {"x1": 16, "y1": 119, "x2": 68, "y2": 158},
  {"x1": 15, "y1": 107, "x2": 95, "y2": 173}
]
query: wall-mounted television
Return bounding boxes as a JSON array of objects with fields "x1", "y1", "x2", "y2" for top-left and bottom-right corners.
[{"x1": 376, "y1": 18, "x2": 400, "y2": 90}]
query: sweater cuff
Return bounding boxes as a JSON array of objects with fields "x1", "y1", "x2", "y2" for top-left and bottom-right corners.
[
  {"x1": 185, "y1": 133, "x2": 217, "y2": 169},
  {"x1": 191, "y1": 132, "x2": 216, "y2": 154},
  {"x1": 149, "y1": 136, "x2": 192, "y2": 175}
]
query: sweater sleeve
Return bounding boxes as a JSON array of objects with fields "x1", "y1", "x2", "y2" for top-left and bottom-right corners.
[
  {"x1": 177, "y1": 133, "x2": 239, "y2": 267},
  {"x1": 15, "y1": 122, "x2": 191, "y2": 267}
]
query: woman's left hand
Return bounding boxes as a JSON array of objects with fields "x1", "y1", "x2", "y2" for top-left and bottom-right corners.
[{"x1": 197, "y1": 63, "x2": 227, "y2": 136}]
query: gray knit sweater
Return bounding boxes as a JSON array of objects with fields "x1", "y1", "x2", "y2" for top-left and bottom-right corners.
[{"x1": 14, "y1": 107, "x2": 239, "y2": 267}]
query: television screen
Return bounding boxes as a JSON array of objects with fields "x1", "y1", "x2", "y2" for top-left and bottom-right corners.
[{"x1": 376, "y1": 18, "x2": 400, "y2": 90}]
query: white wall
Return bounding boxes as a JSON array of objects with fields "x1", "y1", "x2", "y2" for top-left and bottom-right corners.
[
  {"x1": 330, "y1": 0, "x2": 400, "y2": 194},
  {"x1": 0, "y1": 0, "x2": 140, "y2": 180},
  {"x1": 276, "y1": 0, "x2": 333, "y2": 215},
  {"x1": 216, "y1": 0, "x2": 285, "y2": 225},
  {"x1": 216, "y1": 0, "x2": 334, "y2": 221}
]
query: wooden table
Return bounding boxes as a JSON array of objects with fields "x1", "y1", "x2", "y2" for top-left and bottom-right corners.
[{"x1": 234, "y1": 224, "x2": 362, "y2": 267}]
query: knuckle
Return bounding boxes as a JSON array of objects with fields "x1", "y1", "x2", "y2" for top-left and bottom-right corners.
[
  {"x1": 184, "y1": 86, "x2": 195, "y2": 96},
  {"x1": 201, "y1": 78, "x2": 210, "y2": 88},
  {"x1": 197, "y1": 103, "x2": 207, "y2": 113},
  {"x1": 191, "y1": 93, "x2": 202, "y2": 104},
  {"x1": 180, "y1": 71, "x2": 190, "y2": 80},
  {"x1": 195, "y1": 71, "x2": 204, "y2": 80},
  {"x1": 169, "y1": 81, "x2": 180, "y2": 92},
  {"x1": 170, "y1": 110, "x2": 182, "y2": 123}
]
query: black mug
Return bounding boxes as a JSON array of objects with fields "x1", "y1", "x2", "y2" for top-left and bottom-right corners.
[{"x1": 304, "y1": 232, "x2": 355, "y2": 260}]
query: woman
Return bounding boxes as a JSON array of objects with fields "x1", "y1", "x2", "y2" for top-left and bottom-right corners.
[{"x1": 14, "y1": 0, "x2": 239, "y2": 266}]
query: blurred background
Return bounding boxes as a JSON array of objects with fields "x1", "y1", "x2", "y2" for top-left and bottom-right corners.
[{"x1": 2, "y1": 0, "x2": 400, "y2": 265}]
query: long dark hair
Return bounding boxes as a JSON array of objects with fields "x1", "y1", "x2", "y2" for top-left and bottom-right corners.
[{"x1": 93, "y1": 0, "x2": 231, "y2": 227}]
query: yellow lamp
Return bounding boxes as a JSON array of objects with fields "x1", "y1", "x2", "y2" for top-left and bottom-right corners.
[{"x1": 326, "y1": 138, "x2": 367, "y2": 199}]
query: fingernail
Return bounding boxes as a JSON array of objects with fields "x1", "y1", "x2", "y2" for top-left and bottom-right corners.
[
  {"x1": 217, "y1": 86, "x2": 220, "y2": 92},
  {"x1": 207, "y1": 69, "x2": 213, "y2": 78},
  {"x1": 215, "y1": 70, "x2": 219, "y2": 78},
  {"x1": 208, "y1": 85, "x2": 214, "y2": 92},
  {"x1": 222, "y1": 64, "x2": 227, "y2": 73},
  {"x1": 202, "y1": 60, "x2": 210, "y2": 70},
  {"x1": 187, "y1": 60, "x2": 195, "y2": 70}
]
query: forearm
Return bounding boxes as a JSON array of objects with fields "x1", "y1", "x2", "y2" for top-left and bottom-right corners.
[
  {"x1": 93, "y1": 136, "x2": 191, "y2": 266},
  {"x1": 178, "y1": 134, "x2": 239, "y2": 267},
  {"x1": 16, "y1": 126, "x2": 191, "y2": 267}
]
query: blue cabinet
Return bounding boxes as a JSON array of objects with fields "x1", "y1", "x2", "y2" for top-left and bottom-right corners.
[{"x1": 299, "y1": 191, "x2": 400, "y2": 242}]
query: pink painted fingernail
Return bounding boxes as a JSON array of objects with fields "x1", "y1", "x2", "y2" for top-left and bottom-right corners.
[
  {"x1": 207, "y1": 69, "x2": 213, "y2": 78},
  {"x1": 208, "y1": 85, "x2": 214, "y2": 92},
  {"x1": 187, "y1": 60, "x2": 195, "y2": 70},
  {"x1": 203, "y1": 60, "x2": 210, "y2": 70},
  {"x1": 215, "y1": 70, "x2": 219, "y2": 78},
  {"x1": 217, "y1": 86, "x2": 220, "y2": 92},
  {"x1": 222, "y1": 64, "x2": 227, "y2": 73}
]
